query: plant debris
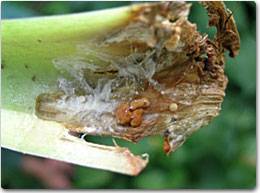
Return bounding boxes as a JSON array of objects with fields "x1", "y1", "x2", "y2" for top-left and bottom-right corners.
[{"x1": 35, "y1": 1, "x2": 240, "y2": 154}]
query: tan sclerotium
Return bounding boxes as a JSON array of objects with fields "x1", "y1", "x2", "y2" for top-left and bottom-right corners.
[
  {"x1": 130, "y1": 109, "x2": 144, "y2": 127},
  {"x1": 129, "y1": 98, "x2": 150, "y2": 110},
  {"x1": 35, "y1": 1, "x2": 240, "y2": 155},
  {"x1": 115, "y1": 103, "x2": 132, "y2": 125},
  {"x1": 169, "y1": 103, "x2": 178, "y2": 112}
]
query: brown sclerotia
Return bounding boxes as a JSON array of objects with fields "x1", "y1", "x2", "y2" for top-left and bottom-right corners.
[
  {"x1": 35, "y1": 1, "x2": 240, "y2": 154},
  {"x1": 115, "y1": 103, "x2": 132, "y2": 125},
  {"x1": 115, "y1": 98, "x2": 148, "y2": 127}
]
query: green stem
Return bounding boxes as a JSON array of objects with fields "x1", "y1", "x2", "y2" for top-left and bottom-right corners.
[
  {"x1": 2, "y1": 6, "x2": 130, "y2": 112},
  {"x1": 1, "y1": 6, "x2": 148, "y2": 176}
]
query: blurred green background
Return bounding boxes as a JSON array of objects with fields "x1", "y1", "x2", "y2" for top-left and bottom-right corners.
[{"x1": 1, "y1": 1, "x2": 256, "y2": 189}]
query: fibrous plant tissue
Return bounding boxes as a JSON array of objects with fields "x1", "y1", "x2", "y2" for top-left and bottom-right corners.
[{"x1": 36, "y1": 1, "x2": 240, "y2": 154}]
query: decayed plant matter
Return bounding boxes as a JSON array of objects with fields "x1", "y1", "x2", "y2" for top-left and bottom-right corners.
[
  {"x1": 36, "y1": 1, "x2": 240, "y2": 154},
  {"x1": 2, "y1": 1, "x2": 240, "y2": 175}
]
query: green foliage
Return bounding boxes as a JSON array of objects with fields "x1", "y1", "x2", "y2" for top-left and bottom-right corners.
[
  {"x1": 73, "y1": 167, "x2": 113, "y2": 188},
  {"x1": 1, "y1": 1, "x2": 256, "y2": 189}
]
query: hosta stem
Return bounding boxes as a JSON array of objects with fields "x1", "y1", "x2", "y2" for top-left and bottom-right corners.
[{"x1": 1, "y1": 5, "x2": 148, "y2": 176}]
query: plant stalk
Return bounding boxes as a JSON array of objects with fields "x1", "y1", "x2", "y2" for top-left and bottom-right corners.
[{"x1": 1, "y1": 5, "x2": 148, "y2": 176}]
